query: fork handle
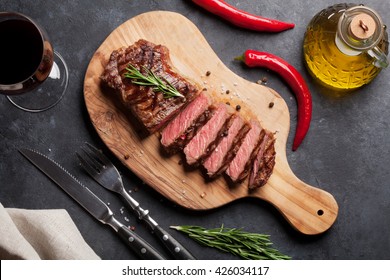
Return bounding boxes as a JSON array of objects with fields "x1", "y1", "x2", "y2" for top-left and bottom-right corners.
[
  {"x1": 118, "y1": 226, "x2": 166, "y2": 260},
  {"x1": 121, "y1": 191, "x2": 195, "y2": 259},
  {"x1": 154, "y1": 225, "x2": 196, "y2": 260}
]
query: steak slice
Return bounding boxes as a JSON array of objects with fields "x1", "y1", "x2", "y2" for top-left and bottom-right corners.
[
  {"x1": 249, "y1": 131, "x2": 276, "y2": 190},
  {"x1": 203, "y1": 114, "x2": 249, "y2": 177},
  {"x1": 160, "y1": 92, "x2": 211, "y2": 154},
  {"x1": 225, "y1": 120, "x2": 263, "y2": 182},
  {"x1": 184, "y1": 103, "x2": 232, "y2": 165},
  {"x1": 101, "y1": 39, "x2": 199, "y2": 133}
]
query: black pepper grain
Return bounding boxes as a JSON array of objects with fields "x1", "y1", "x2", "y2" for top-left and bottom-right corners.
[
  {"x1": 221, "y1": 130, "x2": 228, "y2": 137},
  {"x1": 206, "y1": 70, "x2": 211, "y2": 76},
  {"x1": 235, "y1": 105, "x2": 241, "y2": 111},
  {"x1": 269, "y1": 102, "x2": 274, "y2": 108}
]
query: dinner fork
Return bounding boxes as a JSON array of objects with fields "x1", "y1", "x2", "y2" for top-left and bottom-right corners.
[{"x1": 76, "y1": 143, "x2": 196, "y2": 260}]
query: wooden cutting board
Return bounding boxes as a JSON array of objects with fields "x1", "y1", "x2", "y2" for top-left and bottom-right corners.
[{"x1": 83, "y1": 11, "x2": 338, "y2": 235}]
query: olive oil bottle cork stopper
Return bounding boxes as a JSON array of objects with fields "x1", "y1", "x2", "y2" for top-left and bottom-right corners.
[{"x1": 350, "y1": 13, "x2": 376, "y2": 39}]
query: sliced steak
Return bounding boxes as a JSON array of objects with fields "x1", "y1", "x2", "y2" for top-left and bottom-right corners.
[
  {"x1": 203, "y1": 114, "x2": 250, "y2": 177},
  {"x1": 249, "y1": 131, "x2": 276, "y2": 190},
  {"x1": 184, "y1": 103, "x2": 232, "y2": 165},
  {"x1": 160, "y1": 92, "x2": 211, "y2": 154},
  {"x1": 101, "y1": 40, "x2": 277, "y2": 189},
  {"x1": 101, "y1": 39, "x2": 199, "y2": 133},
  {"x1": 225, "y1": 120, "x2": 263, "y2": 182}
]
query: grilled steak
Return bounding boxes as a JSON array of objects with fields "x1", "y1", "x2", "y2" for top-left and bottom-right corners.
[
  {"x1": 101, "y1": 39, "x2": 199, "y2": 133},
  {"x1": 101, "y1": 40, "x2": 277, "y2": 190},
  {"x1": 249, "y1": 131, "x2": 276, "y2": 190},
  {"x1": 161, "y1": 92, "x2": 211, "y2": 154},
  {"x1": 203, "y1": 114, "x2": 250, "y2": 177},
  {"x1": 184, "y1": 103, "x2": 232, "y2": 165},
  {"x1": 225, "y1": 120, "x2": 263, "y2": 182}
]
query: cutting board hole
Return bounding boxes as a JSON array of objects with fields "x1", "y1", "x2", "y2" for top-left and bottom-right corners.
[{"x1": 317, "y1": 209, "x2": 324, "y2": 216}]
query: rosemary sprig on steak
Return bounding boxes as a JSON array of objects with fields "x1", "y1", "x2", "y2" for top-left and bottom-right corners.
[
  {"x1": 171, "y1": 224, "x2": 291, "y2": 260},
  {"x1": 124, "y1": 64, "x2": 184, "y2": 98}
]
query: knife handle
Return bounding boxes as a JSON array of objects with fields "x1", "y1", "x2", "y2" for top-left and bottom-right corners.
[
  {"x1": 154, "y1": 225, "x2": 196, "y2": 260},
  {"x1": 118, "y1": 226, "x2": 166, "y2": 260}
]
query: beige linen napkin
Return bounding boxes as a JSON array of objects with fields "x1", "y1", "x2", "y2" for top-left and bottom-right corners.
[{"x1": 0, "y1": 203, "x2": 100, "y2": 260}]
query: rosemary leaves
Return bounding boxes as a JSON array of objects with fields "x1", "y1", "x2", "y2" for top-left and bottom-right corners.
[
  {"x1": 171, "y1": 225, "x2": 291, "y2": 260},
  {"x1": 124, "y1": 64, "x2": 184, "y2": 98}
]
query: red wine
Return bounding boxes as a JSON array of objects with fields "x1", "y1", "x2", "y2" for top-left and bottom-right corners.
[
  {"x1": 1, "y1": 12, "x2": 68, "y2": 112},
  {"x1": 0, "y1": 18, "x2": 43, "y2": 84}
]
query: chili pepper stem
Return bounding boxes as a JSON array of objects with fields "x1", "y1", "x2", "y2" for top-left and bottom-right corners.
[{"x1": 234, "y1": 55, "x2": 245, "y2": 62}]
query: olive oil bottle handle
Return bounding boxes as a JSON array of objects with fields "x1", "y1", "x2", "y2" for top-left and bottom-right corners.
[{"x1": 368, "y1": 46, "x2": 389, "y2": 68}]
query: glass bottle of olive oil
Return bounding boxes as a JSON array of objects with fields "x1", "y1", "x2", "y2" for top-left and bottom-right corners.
[{"x1": 303, "y1": 3, "x2": 389, "y2": 91}]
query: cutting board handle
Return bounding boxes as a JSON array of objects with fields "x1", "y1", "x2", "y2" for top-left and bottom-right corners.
[{"x1": 252, "y1": 166, "x2": 339, "y2": 235}]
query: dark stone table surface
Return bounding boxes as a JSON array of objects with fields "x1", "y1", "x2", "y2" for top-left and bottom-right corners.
[{"x1": 1, "y1": 0, "x2": 389, "y2": 260}]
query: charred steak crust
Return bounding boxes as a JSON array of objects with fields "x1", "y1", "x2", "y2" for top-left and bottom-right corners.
[
  {"x1": 101, "y1": 39, "x2": 277, "y2": 190},
  {"x1": 101, "y1": 39, "x2": 199, "y2": 133}
]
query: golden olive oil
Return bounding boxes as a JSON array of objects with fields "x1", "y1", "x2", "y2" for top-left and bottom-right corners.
[{"x1": 303, "y1": 3, "x2": 388, "y2": 91}]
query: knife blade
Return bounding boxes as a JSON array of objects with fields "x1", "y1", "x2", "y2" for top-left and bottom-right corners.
[{"x1": 19, "y1": 148, "x2": 166, "y2": 260}]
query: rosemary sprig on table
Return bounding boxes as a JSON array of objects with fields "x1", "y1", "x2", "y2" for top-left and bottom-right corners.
[
  {"x1": 124, "y1": 64, "x2": 184, "y2": 98},
  {"x1": 171, "y1": 225, "x2": 291, "y2": 260}
]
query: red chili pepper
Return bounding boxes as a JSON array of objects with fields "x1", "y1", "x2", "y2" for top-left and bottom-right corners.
[
  {"x1": 192, "y1": 0, "x2": 295, "y2": 32},
  {"x1": 236, "y1": 50, "x2": 312, "y2": 151}
]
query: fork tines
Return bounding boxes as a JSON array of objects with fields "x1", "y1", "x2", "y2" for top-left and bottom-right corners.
[{"x1": 76, "y1": 143, "x2": 111, "y2": 175}]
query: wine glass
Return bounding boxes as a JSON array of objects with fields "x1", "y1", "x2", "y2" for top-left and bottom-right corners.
[{"x1": 0, "y1": 12, "x2": 68, "y2": 112}]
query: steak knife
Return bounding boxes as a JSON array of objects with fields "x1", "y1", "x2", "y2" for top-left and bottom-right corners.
[{"x1": 19, "y1": 148, "x2": 166, "y2": 260}]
